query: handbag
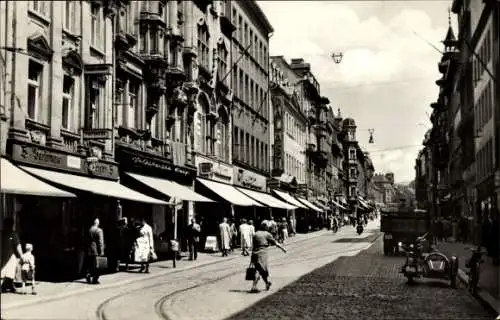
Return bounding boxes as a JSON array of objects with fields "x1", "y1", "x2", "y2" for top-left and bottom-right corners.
[
  {"x1": 95, "y1": 256, "x2": 108, "y2": 271},
  {"x1": 245, "y1": 261, "x2": 256, "y2": 281},
  {"x1": 149, "y1": 250, "x2": 158, "y2": 261}
]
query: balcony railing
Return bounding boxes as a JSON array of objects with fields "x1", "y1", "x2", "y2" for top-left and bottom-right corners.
[{"x1": 61, "y1": 130, "x2": 80, "y2": 153}]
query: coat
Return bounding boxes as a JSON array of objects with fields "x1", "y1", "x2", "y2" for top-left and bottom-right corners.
[
  {"x1": 88, "y1": 225, "x2": 105, "y2": 257},
  {"x1": 219, "y1": 222, "x2": 231, "y2": 250},
  {"x1": 134, "y1": 223, "x2": 154, "y2": 263},
  {"x1": 239, "y1": 223, "x2": 252, "y2": 249}
]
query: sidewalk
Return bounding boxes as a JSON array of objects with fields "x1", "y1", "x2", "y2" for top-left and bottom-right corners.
[
  {"x1": 437, "y1": 241, "x2": 500, "y2": 314},
  {"x1": 1, "y1": 228, "x2": 330, "y2": 310}
]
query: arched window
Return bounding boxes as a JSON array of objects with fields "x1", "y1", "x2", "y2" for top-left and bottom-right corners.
[{"x1": 216, "y1": 106, "x2": 229, "y2": 161}]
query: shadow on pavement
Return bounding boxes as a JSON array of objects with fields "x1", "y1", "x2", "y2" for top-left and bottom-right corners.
[{"x1": 228, "y1": 289, "x2": 255, "y2": 294}]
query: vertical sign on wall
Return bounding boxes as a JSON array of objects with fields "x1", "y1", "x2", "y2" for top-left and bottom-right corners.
[{"x1": 272, "y1": 96, "x2": 284, "y2": 176}]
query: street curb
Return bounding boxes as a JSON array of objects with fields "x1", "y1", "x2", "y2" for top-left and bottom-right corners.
[
  {"x1": 456, "y1": 268, "x2": 500, "y2": 316},
  {"x1": 1, "y1": 229, "x2": 330, "y2": 310}
]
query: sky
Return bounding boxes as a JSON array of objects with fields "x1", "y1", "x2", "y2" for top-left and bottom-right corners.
[{"x1": 258, "y1": 0, "x2": 457, "y2": 184}]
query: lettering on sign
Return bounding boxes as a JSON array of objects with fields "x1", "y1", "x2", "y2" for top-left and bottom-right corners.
[
  {"x1": 13, "y1": 144, "x2": 64, "y2": 167},
  {"x1": 272, "y1": 96, "x2": 284, "y2": 171},
  {"x1": 87, "y1": 161, "x2": 119, "y2": 180},
  {"x1": 131, "y1": 156, "x2": 191, "y2": 177}
]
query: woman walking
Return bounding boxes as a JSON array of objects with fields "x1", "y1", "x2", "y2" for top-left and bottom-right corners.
[{"x1": 249, "y1": 221, "x2": 287, "y2": 293}]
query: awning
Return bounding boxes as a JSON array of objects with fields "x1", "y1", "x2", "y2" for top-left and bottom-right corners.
[
  {"x1": 125, "y1": 172, "x2": 214, "y2": 202},
  {"x1": 237, "y1": 188, "x2": 297, "y2": 210},
  {"x1": 272, "y1": 190, "x2": 307, "y2": 209},
  {"x1": 358, "y1": 196, "x2": 370, "y2": 209},
  {"x1": 332, "y1": 200, "x2": 346, "y2": 210},
  {"x1": 1, "y1": 158, "x2": 75, "y2": 197},
  {"x1": 197, "y1": 178, "x2": 264, "y2": 207},
  {"x1": 297, "y1": 197, "x2": 323, "y2": 212},
  {"x1": 21, "y1": 166, "x2": 167, "y2": 205},
  {"x1": 314, "y1": 200, "x2": 330, "y2": 211}
]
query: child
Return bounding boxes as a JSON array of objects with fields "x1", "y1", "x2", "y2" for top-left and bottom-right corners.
[{"x1": 20, "y1": 243, "x2": 36, "y2": 295}]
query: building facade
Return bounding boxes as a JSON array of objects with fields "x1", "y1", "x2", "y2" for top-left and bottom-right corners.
[
  {"x1": 0, "y1": 0, "x2": 123, "y2": 279},
  {"x1": 372, "y1": 173, "x2": 396, "y2": 204},
  {"x1": 230, "y1": 0, "x2": 273, "y2": 192}
]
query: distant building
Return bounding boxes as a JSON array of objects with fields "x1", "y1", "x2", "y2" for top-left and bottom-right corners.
[{"x1": 373, "y1": 173, "x2": 396, "y2": 204}]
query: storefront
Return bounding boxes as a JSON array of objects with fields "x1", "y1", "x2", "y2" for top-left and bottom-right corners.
[
  {"x1": 476, "y1": 175, "x2": 496, "y2": 221},
  {"x1": 115, "y1": 143, "x2": 210, "y2": 253},
  {"x1": 6, "y1": 139, "x2": 165, "y2": 280}
]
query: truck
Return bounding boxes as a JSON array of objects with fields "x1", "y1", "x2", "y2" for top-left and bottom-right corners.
[{"x1": 380, "y1": 204, "x2": 430, "y2": 256}]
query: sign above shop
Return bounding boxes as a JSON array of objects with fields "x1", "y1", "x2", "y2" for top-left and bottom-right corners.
[
  {"x1": 116, "y1": 145, "x2": 196, "y2": 180},
  {"x1": 195, "y1": 155, "x2": 233, "y2": 183},
  {"x1": 10, "y1": 141, "x2": 118, "y2": 180},
  {"x1": 233, "y1": 167, "x2": 266, "y2": 191}
]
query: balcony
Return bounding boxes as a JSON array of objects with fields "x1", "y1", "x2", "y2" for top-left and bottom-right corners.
[
  {"x1": 115, "y1": 31, "x2": 138, "y2": 52},
  {"x1": 140, "y1": 8, "x2": 166, "y2": 28}
]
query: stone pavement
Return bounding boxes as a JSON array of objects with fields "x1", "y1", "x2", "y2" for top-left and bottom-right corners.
[
  {"x1": 227, "y1": 237, "x2": 494, "y2": 320},
  {"x1": 437, "y1": 241, "x2": 500, "y2": 314},
  {"x1": 1, "y1": 228, "x2": 330, "y2": 311}
]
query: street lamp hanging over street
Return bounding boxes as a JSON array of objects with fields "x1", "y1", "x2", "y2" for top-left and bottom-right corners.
[{"x1": 331, "y1": 52, "x2": 343, "y2": 64}]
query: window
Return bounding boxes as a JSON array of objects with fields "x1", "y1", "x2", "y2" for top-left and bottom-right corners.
[
  {"x1": 64, "y1": 1, "x2": 76, "y2": 32},
  {"x1": 128, "y1": 82, "x2": 139, "y2": 129},
  {"x1": 265, "y1": 144, "x2": 268, "y2": 171},
  {"x1": 140, "y1": 27, "x2": 147, "y2": 53},
  {"x1": 349, "y1": 148, "x2": 356, "y2": 160},
  {"x1": 115, "y1": 79, "x2": 125, "y2": 127},
  {"x1": 150, "y1": 28, "x2": 159, "y2": 54},
  {"x1": 88, "y1": 85, "x2": 101, "y2": 129},
  {"x1": 216, "y1": 109, "x2": 229, "y2": 161},
  {"x1": 62, "y1": 75, "x2": 74, "y2": 130},
  {"x1": 233, "y1": 127, "x2": 239, "y2": 160},
  {"x1": 244, "y1": 75, "x2": 249, "y2": 104},
  {"x1": 249, "y1": 29, "x2": 253, "y2": 55},
  {"x1": 244, "y1": 23, "x2": 248, "y2": 46},
  {"x1": 170, "y1": 42, "x2": 178, "y2": 67},
  {"x1": 233, "y1": 67, "x2": 238, "y2": 96},
  {"x1": 217, "y1": 43, "x2": 228, "y2": 83},
  {"x1": 240, "y1": 129, "x2": 245, "y2": 162},
  {"x1": 245, "y1": 133, "x2": 250, "y2": 163},
  {"x1": 91, "y1": 4, "x2": 102, "y2": 47},
  {"x1": 238, "y1": 16, "x2": 243, "y2": 42},
  {"x1": 27, "y1": 60, "x2": 43, "y2": 121},
  {"x1": 350, "y1": 168, "x2": 356, "y2": 179},
  {"x1": 30, "y1": 1, "x2": 48, "y2": 16},
  {"x1": 239, "y1": 70, "x2": 244, "y2": 100},
  {"x1": 197, "y1": 24, "x2": 209, "y2": 69}
]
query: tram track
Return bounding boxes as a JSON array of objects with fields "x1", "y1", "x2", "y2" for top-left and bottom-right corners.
[
  {"x1": 154, "y1": 232, "x2": 382, "y2": 320},
  {"x1": 94, "y1": 230, "x2": 351, "y2": 320}
]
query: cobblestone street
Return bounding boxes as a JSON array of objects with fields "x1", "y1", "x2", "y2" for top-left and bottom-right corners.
[{"x1": 227, "y1": 237, "x2": 495, "y2": 320}]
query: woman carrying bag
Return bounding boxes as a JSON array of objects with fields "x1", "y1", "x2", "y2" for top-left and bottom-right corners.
[{"x1": 246, "y1": 221, "x2": 286, "y2": 293}]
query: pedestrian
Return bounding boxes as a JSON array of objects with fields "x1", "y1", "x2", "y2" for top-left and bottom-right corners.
[
  {"x1": 269, "y1": 216, "x2": 278, "y2": 238},
  {"x1": 133, "y1": 217, "x2": 155, "y2": 273},
  {"x1": 219, "y1": 217, "x2": 231, "y2": 257},
  {"x1": 124, "y1": 217, "x2": 138, "y2": 271},
  {"x1": 85, "y1": 218, "x2": 105, "y2": 285},
  {"x1": 278, "y1": 217, "x2": 288, "y2": 243},
  {"x1": 249, "y1": 221, "x2": 287, "y2": 293},
  {"x1": 239, "y1": 219, "x2": 251, "y2": 256},
  {"x1": 230, "y1": 220, "x2": 238, "y2": 251},
  {"x1": 109, "y1": 218, "x2": 128, "y2": 272},
  {"x1": 20, "y1": 243, "x2": 36, "y2": 295},
  {"x1": 187, "y1": 218, "x2": 201, "y2": 261},
  {"x1": 248, "y1": 220, "x2": 255, "y2": 249},
  {"x1": 1, "y1": 217, "x2": 23, "y2": 293}
]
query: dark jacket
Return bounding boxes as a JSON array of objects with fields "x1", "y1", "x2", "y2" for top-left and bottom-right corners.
[{"x1": 88, "y1": 225, "x2": 105, "y2": 256}]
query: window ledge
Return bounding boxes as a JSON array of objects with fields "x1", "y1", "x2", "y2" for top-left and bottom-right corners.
[
  {"x1": 28, "y1": 9, "x2": 51, "y2": 27},
  {"x1": 90, "y1": 46, "x2": 105, "y2": 58},
  {"x1": 61, "y1": 129, "x2": 80, "y2": 139}
]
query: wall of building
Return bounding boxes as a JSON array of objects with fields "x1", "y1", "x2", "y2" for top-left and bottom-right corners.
[{"x1": 230, "y1": 1, "x2": 271, "y2": 175}]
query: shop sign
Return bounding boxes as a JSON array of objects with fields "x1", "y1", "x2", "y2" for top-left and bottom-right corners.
[
  {"x1": 131, "y1": 156, "x2": 191, "y2": 177},
  {"x1": 10, "y1": 142, "x2": 118, "y2": 180},
  {"x1": 195, "y1": 155, "x2": 232, "y2": 183},
  {"x1": 233, "y1": 167, "x2": 266, "y2": 191},
  {"x1": 272, "y1": 96, "x2": 284, "y2": 172}
]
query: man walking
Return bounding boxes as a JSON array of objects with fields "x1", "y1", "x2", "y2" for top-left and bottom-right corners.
[
  {"x1": 86, "y1": 218, "x2": 105, "y2": 284},
  {"x1": 239, "y1": 219, "x2": 251, "y2": 256},
  {"x1": 187, "y1": 218, "x2": 201, "y2": 261}
]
